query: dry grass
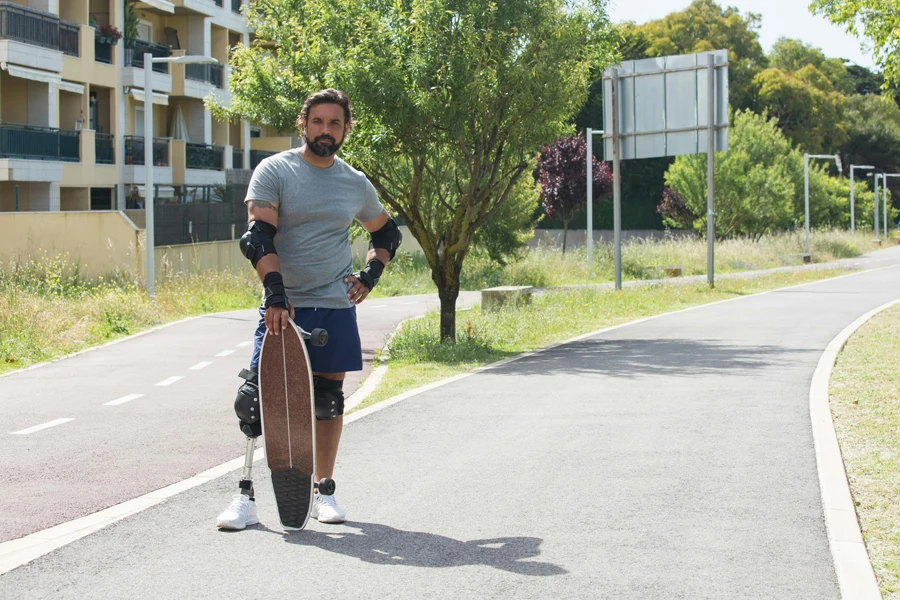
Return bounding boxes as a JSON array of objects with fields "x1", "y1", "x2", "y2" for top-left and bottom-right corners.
[{"x1": 830, "y1": 303, "x2": 900, "y2": 598}]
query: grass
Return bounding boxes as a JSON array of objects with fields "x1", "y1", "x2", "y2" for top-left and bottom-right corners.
[
  {"x1": 829, "y1": 303, "x2": 900, "y2": 598},
  {"x1": 369, "y1": 229, "x2": 888, "y2": 296},
  {"x1": 0, "y1": 252, "x2": 260, "y2": 375},
  {"x1": 351, "y1": 267, "x2": 853, "y2": 411}
]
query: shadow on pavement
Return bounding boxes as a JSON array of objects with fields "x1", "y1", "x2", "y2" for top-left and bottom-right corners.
[
  {"x1": 491, "y1": 338, "x2": 815, "y2": 379},
  {"x1": 283, "y1": 521, "x2": 567, "y2": 576}
]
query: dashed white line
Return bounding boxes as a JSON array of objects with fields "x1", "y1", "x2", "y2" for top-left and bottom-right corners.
[
  {"x1": 189, "y1": 361, "x2": 212, "y2": 370},
  {"x1": 236, "y1": 341, "x2": 253, "y2": 348},
  {"x1": 104, "y1": 394, "x2": 145, "y2": 407},
  {"x1": 155, "y1": 376, "x2": 184, "y2": 387},
  {"x1": 11, "y1": 418, "x2": 75, "y2": 435},
  {"x1": 216, "y1": 350, "x2": 235, "y2": 357}
]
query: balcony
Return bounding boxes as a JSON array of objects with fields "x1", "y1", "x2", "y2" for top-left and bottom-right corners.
[
  {"x1": 186, "y1": 143, "x2": 224, "y2": 171},
  {"x1": 184, "y1": 63, "x2": 224, "y2": 88},
  {"x1": 130, "y1": 39, "x2": 171, "y2": 73},
  {"x1": 59, "y1": 21, "x2": 79, "y2": 57},
  {"x1": 0, "y1": 3, "x2": 60, "y2": 50},
  {"x1": 232, "y1": 147, "x2": 243, "y2": 169},
  {"x1": 0, "y1": 123, "x2": 79, "y2": 162},
  {"x1": 250, "y1": 150, "x2": 276, "y2": 169},
  {"x1": 95, "y1": 133, "x2": 115, "y2": 165},
  {"x1": 94, "y1": 37, "x2": 112, "y2": 63},
  {"x1": 124, "y1": 136, "x2": 169, "y2": 166}
]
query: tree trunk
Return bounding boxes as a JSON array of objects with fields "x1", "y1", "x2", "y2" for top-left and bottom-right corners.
[
  {"x1": 562, "y1": 219, "x2": 569, "y2": 254},
  {"x1": 434, "y1": 255, "x2": 463, "y2": 343}
]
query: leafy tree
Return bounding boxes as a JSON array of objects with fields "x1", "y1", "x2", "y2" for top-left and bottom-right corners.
[
  {"x1": 846, "y1": 64, "x2": 885, "y2": 96},
  {"x1": 663, "y1": 110, "x2": 799, "y2": 239},
  {"x1": 471, "y1": 171, "x2": 543, "y2": 266},
  {"x1": 536, "y1": 133, "x2": 612, "y2": 252},
  {"x1": 811, "y1": 0, "x2": 900, "y2": 92},
  {"x1": 657, "y1": 187, "x2": 697, "y2": 231},
  {"x1": 632, "y1": 0, "x2": 768, "y2": 111},
  {"x1": 768, "y1": 37, "x2": 853, "y2": 94},
  {"x1": 220, "y1": 0, "x2": 617, "y2": 342},
  {"x1": 753, "y1": 65, "x2": 848, "y2": 153},
  {"x1": 840, "y1": 93, "x2": 900, "y2": 214}
]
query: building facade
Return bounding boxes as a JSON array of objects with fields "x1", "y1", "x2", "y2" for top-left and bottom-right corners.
[{"x1": 0, "y1": 0, "x2": 294, "y2": 214}]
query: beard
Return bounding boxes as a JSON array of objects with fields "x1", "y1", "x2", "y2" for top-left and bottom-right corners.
[{"x1": 305, "y1": 133, "x2": 342, "y2": 157}]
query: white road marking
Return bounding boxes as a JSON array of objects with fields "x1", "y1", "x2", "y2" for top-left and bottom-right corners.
[
  {"x1": 155, "y1": 376, "x2": 183, "y2": 387},
  {"x1": 236, "y1": 341, "x2": 253, "y2": 347},
  {"x1": 189, "y1": 361, "x2": 212, "y2": 370},
  {"x1": 11, "y1": 418, "x2": 75, "y2": 435},
  {"x1": 216, "y1": 350, "x2": 235, "y2": 357},
  {"x1": 104, "y1": 394, "x2": 145, "y2": 407}
]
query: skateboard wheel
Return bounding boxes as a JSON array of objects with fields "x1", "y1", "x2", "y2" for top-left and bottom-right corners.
[
  {"x1": 310, "y1": 328, "x2": 328, "y2": 347},
  {"x1": 317, "y1": 477, "x2": 336, "y2": 496}
]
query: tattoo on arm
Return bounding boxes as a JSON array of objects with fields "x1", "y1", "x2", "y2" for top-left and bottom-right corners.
[{"x1": 249, "y1": 200, "x2": 278, "y2": 211}]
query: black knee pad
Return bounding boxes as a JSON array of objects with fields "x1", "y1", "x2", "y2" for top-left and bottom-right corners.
[
  {"x1": 235, "y1": 368, "x2": 262, "y2": 437},
  {"x1": 314, "y1": 377, "x2": 344, "y2": 420}
]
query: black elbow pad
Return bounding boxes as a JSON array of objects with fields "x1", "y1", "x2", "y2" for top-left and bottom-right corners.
[
  {"x1": 239, "y1": 220, "x2": 278, "y2": 267},
  {"x1": 368, "y1": 217, "x2": 402, "y2": 260}
]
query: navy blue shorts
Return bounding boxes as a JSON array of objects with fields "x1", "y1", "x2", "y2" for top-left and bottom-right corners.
[{"x1": 249, "y1": 306, "x2": 363, "y2": 373}]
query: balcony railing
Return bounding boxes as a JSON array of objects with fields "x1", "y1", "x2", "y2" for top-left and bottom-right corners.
[
  {"x1": 94, "y1": 37, "x2": 112, "y2": 63},
  {"x1": 59, "y1": 20, "x2": 79, "y2": 57},
  {"x1": 130, "y1": 39, "x2": 171, "y2": 73},
  {"x1": 0, "y1": 123, "x2": 79, "y2": 162},
  {"x1": 124, "y1": 136, "x2": 169, "y2": 166},
  {"x1": 232, "y1": 0, "x2": 242, "y2": 13},
  {"x1": 185, "y1": 63, "x2": 224, "y2": 88},
  {"x1": 250, "y1": 150, "x2": 276, "y2": 169},
  {"x1": 232, "y1": 148, "x2": 243, "y2": 169},
  {"x1": 95, "y1": 133, "x2": 115, "y2": 165},
  {"x1": 186, "y1": 143, "x2": 224, "y2": 171},
  {"x1": 0, "y1": 2, "x2": 65, "y2": 51}
]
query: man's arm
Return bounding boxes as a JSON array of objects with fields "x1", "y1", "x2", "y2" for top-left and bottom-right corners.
[
  {"x1": 243, "y1": 199, "x2": 293, "y2": 334},
  {"x1": 344, "y1": 210, "x2": 401, "y2": 305}
]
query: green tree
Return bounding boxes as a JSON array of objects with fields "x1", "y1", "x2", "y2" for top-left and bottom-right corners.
[
  {"x1": 811, "y1": 0, "x2": 900, "y2": 92},
  {"x1": 632, "y1": 0, "x2": 768, "y2": 111},
  {"x1": 663, "y1": 110, "x2": 798, "y2": 239},
  {"x1": 471, "y1": 170, "x2": 543, "y2": 266},
  {"x1": 768, "y1": 37, "x2": 853, "y2": 94},
  {"x1": 220, "y1": 0, "x2": 617, "y2": 341},
  {"x1": 753, "y1": 65, "x2": 848, "y2": 153}
]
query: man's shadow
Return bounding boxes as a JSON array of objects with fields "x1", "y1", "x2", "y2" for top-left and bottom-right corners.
[{"x1": 283, "y1": 521, "x2": 567, "y2": 576}]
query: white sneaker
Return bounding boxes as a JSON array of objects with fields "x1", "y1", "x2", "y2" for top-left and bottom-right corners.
[
  {"x1": 216, "y1": 494, "x2": 259, "y2": 530},
  {"x1": 311, "y1": 493, "x2": 346, "y2": 523}
]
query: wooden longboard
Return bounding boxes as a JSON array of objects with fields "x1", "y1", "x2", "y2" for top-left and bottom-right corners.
[{"x1": 258, "y1": 319, "x2": 316, "y2": 530}]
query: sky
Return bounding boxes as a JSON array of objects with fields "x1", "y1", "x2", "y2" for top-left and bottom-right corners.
[{"x1": 608, "y1": 0, "x2": 876, "y2": 69}]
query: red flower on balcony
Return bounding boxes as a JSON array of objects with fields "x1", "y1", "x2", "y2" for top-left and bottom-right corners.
[{"x1": 97, "y1": 24, "x2": 123, "y2": 41}]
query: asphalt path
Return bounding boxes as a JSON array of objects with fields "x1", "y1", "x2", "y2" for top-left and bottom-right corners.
[
  {"x1": 2, "y1": 248, "x2": 899, "y2": 599},
  {"x1": 0, "y1": 292, "x2": 479, "y2": 543}
]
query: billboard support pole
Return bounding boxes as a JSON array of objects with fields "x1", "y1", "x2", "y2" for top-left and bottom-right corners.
[{"x1": 707, "y1": 53, "x2": 716, "y2": 288}]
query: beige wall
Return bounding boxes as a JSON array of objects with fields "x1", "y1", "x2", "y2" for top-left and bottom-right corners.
[
  {"x1": 60, "y1": 187, "x2": 90, "y2": 211},
  {"x1": 59, "y1": 90, "x2": 83, "y2": 130},
  {"x1": 250, "y1": 137, "x2": 293, "y2": 152},
  {"x1": 155, "y1": 240, "x2": 252, "y2": 280},
  {"x1": 0, "y1": 72, "x2": 29, "y2": 124},
  {"x1": 0, "y1": 211, "x2": 142, "y2": 278},
  {"x1": 0, "y1": 182, "x2": 31, "y2": 212},
  {"x1": 62, "y1": 26, "x2": 118, "y2": 86},
  {"x1": 60, "y1": 0, "x2": 88, "y2": 26}
]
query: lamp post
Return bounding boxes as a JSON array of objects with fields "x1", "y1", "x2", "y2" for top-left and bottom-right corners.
[
  {"x1": 873, "y1": 173, "x2": 882, "y2": 240},
  {"x1": 882, "y1": 174, "x2": 900, "y2": 241},
  {"x1": 849, "y1": 165, "x2": 874, "y2": 235},
  {"x1": 804, "y1": 153, "x2": 842, "y2": 257},
  {"x1": 143, "y1": 53, "x2": 217, "y2": 297},
  {"x1": 585, "y1": 128, "x2": 604, "y2": 268}
]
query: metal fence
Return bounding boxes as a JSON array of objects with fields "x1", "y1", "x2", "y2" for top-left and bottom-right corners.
[
  {"x1": 185, "y1": 63, "x2": 224, "y2": 88},
  {"x1": 95, "y1": 133, "x2": 114, "y2": 164},
  {"x1": 250, "y1": 150, "x2": 276, "y2": 169},
  {"x1": 0, "y1": 2, "x2": 60, "y2": 50},
  {"x1": 150, "y1": 183, "x2": 248, "y2": 246},
  {"x1": 131, "y1": 39, "x2": 171, "y2": 73},
  {"x1": 94, "y1": 37, "x2": 111, "y2": 63},
  {"x1": 59, "y1": 20, "x2": 79, "y2": 56},
  {"x1": 232, "y1": 148, "x2": 244, "y2": 169},
  {"x1": 186, "y1": 143, "x2": 224, "y2": 170},
  {"x1": 124, "y1": 136, "x2": 169, "y2": 166},
  {"x1": 0, "y1": 123, "x2": 79, "y2": 162}
]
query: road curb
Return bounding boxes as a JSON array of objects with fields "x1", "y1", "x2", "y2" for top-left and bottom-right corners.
[{"x1": 809, "y1": 298, "x2": 900, "y2": 599}]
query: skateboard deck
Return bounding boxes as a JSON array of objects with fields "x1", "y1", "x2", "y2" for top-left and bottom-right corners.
[{"x1": 258, "y1": 319, "x2": 316, "y2": 529}]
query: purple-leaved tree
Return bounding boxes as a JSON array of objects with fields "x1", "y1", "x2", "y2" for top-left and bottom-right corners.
[{"x1": 536, "y1": 133, "x2": 613, "y2": 253}]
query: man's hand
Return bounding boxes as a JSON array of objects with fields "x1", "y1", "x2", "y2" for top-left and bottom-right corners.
[
  {"x1": 344, "y1": 274, "x2": 371, "y2": 305},
  {"x1": 264, "y1": 304, "x2": 295, "y2": 336}
]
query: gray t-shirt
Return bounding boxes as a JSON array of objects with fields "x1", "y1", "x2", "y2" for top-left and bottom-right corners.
[{"x1": 245, "y1": 149, "x2": 384, "y2": 309}]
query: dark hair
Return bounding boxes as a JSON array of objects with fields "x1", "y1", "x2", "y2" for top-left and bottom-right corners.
[{"x1": 296, "y1": 89, "x2": 354, "y2": 132}]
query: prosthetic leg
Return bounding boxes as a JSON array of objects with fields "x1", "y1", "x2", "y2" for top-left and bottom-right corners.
[{"x1": 234, "y1": 368, "x2": 262, "y2": 499}]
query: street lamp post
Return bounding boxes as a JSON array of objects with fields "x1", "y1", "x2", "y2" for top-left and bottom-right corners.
[
  {"x1": 143, "y1": 53, "x2": 217, "y2": 297},
  {"x1": 804, "y1": 153, "x2": 842, "y2": 257},
  {"x1": 585, "y1": 128, "x2": 604, "y2": 268},
  {"x1": 882, "y1": 174, "x2": 900, "y2": 240},
  {"x1": 849, "y1": 165, "x2": 874, "y2": 235},
  {"x1": 874, "y1": 173, "x2": 882, "y2": 240}
]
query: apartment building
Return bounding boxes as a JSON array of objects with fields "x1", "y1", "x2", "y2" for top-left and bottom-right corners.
[{"x1": 0, "y1": 0, "x2": 294, "y2": 214}]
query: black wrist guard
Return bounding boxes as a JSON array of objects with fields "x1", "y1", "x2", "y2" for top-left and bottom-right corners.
[
  {"x1": 355, "y1": 258, "x2": 385, "y2": 291},
  {"x1": 262, "y1": 272, "x2": 290, "y2": 310}
]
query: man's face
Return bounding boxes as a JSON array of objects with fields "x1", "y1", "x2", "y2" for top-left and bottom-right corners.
[{"x1": 303, "y1": 103, "x2": 348, "y2": 157}]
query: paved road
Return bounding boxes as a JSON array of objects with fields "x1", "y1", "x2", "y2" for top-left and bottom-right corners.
[
  {"x1": 0, "y1": 292, "x2": 479, "y2": 543},
  {"x1": 2, "y1": 249, "x2": 899, "y2": 598}
]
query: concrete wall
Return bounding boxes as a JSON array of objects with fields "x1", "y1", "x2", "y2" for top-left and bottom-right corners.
[{"x1": 0, "y1": 211, "x2": 142, "y2": 278}]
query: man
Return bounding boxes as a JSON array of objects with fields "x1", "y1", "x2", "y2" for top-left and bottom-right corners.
[{"x1": 216, "y1": 89, "x2": 401, "y2": 529}]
